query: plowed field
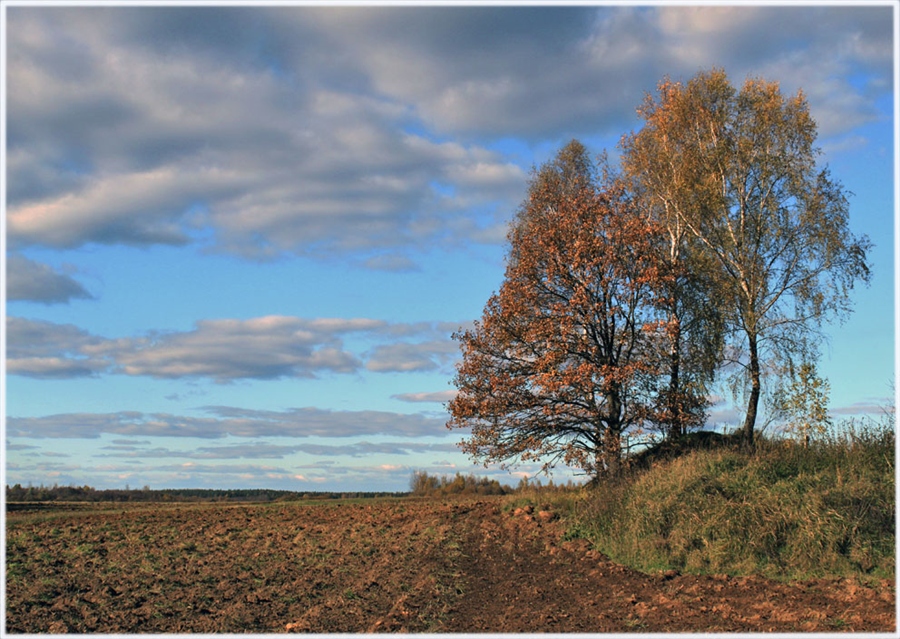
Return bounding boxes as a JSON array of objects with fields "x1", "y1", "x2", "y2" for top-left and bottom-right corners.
[{"x1": 5, "y1": 497, "x2": 895, "y2": 633}]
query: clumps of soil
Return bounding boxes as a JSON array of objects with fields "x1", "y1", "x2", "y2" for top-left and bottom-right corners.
[
  {"x1": 511, "y1": 503, "x2": 558, "y2": 523},
  {"x1": 6, "y1": 498, "x2": 895, "y2": 633}
]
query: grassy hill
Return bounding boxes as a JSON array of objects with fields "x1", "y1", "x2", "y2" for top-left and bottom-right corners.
[{"x1": 566, "y1": 420, "x2": 894, "y2": 581}]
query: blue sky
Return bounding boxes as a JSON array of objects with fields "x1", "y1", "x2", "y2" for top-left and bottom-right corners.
[{"x1": 3, "y1": 2, "x2": 896, "y2": 492}]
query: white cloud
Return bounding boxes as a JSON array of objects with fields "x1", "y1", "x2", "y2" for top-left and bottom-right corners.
[
  {"x1": 7, "y1": 7, "x2": 526, "y2": 259},
  {"x1": 654, "y1": 5, "x2": 893, "y2": 139},
  {"x1": 362, "y1": 253, "x2": 420, "y2": 273},
  {"x1": 7, "y1": 406, "x2": 448, "y2": 440},
  {"x1": 112, "y1": 316, "x2": 368, "y2": 381},
  {"x1": 7, "y1": 356, "x2": 103, "y2": 379},
  {"x1": 365, "y1": 340, "x2": 458, "y2": 373},
  {"x1": 6, "y1": 254, "x2": 94, "y2": 304},
  {"x1": 303, "y1": 6, "x2": 633, "y2": 140},
  {"x1": 393, "y1": 391, "x2": 458, "y2": 404},
  {"x1": 829, "y1": 398, "x2": 893, "y2": 417},
  {"x1": 7, "y1": 5, "x2": 889, "y2": 261},
  {"x1": 6, "y1": 317, "x2": 108, "y2": 378},
  {"x1": 8, "y1": 166, "x2": 244, "y2": 249},
  {"x1": 7, "y1": 315, "x2": 462, "y2": 382}
]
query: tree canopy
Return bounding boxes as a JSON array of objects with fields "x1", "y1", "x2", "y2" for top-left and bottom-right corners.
[
  {"x1": 447, "y1": 141, "x2": 682, "y2": 478},
  {"x1": 621, "y1": 69, "x2": 871, "y2": 443},
  {"x1": 449, "y1": 69, "x2": 872, "y2": 479}
]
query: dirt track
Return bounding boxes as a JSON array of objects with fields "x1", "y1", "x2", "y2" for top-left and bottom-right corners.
[
  {"x1": 446, "y1": 501, "x2": 895, "y2": 633},
  {"x1": 5, "y1": 497, "x2": 895, "y2": 633}
]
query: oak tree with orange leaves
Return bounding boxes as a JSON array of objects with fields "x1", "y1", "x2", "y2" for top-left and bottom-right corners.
[{"x1": 447, "y1": 141, "x2": 684, "y2": 479}]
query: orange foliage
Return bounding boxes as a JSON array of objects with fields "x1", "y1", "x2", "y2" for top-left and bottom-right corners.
[{"x1": 448, "y1": 141, "x2": 685, "y2": 479}]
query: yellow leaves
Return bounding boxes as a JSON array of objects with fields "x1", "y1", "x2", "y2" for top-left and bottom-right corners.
[{"x1": 774, "y1": 361, "x2": 832, "y2": 444}]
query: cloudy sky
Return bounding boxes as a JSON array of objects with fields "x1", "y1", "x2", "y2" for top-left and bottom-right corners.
[{"x1": 4, "y1": 2, "x2": 895, "y2": 492}]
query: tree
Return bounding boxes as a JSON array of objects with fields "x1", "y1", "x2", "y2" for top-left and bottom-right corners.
[
  {"x1": 619, "y1": 136, "x2": 726, "y2": 440},
  {"x1": 772, "y1": 361, "x2": 831, "y2": 447},
  {"x1": 410, "y1": 470, "x2": 440, "y2": 496},
  {"x1": 621, "y1": 69, "x2": 872, "y2": 445},
  {"x1": 447, "y1": 141, "x2": 681, "y2": 479}
]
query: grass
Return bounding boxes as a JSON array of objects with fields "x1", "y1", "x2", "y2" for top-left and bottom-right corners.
[{"x1": 565, "y1": 419, "x2": 895, "y2": 581}]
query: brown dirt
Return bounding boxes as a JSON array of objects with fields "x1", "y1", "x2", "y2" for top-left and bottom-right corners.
[{"x1": 5, "y1": 497, "x2": 895, "y2": 633}]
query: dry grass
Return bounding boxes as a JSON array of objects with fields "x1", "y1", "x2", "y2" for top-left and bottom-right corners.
[{"x1": 567, "y1": 418, "x2": 895, "y2": 581}]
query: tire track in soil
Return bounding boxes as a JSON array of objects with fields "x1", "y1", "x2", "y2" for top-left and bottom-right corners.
[{"x1": 438, "y1": 501, "x2": 896, "y2": 633}]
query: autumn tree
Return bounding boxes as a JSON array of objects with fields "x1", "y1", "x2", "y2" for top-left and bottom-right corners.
[
  {"x1": 621, "y1": 69, "x2": 872, "y2": 445},
  {"x1": 447, "y1": 141, "x2": 682, "y2": 479}
]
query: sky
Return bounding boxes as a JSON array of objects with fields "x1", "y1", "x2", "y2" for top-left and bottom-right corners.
[{"x1": 3, "y1": 2, "x2": 896, "y2": 493}]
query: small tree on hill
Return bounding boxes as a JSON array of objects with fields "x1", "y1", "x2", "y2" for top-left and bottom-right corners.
[{"x1": 772, "y1": 361, "x2": 831, "y2": 447}]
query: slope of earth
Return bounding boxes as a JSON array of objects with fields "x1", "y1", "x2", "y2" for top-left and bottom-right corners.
[{"x1": 5, "y1": 497, "x2": 895, "y2": 633}]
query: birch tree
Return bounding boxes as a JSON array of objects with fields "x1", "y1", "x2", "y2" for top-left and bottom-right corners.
[{"x1": 621, "y1": 69, "x2": 872, "y2": 444}]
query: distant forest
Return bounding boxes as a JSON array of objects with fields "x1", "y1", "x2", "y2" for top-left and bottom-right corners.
[
  {"x1": 5, "y1": 472, "x2": 575, "y2": 505},
  {"x1": 5, "y1": 483, "x2": 401, "y2": 504}
]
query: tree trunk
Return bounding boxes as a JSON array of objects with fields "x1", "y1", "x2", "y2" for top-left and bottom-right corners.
[
  {"x1": 667, "y1": 317, "x2": 683, "y2": 440},
  {"x1": 603, "y1": 388, "x2": 624, "y2": 477},
  {"x1": 741, "y1": 332, "x2": 760, "y2": 446},
  {"x1": 604, "y1": 428, "x2": 622, "y2": 477}
]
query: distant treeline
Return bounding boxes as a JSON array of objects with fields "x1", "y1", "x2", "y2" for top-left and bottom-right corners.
[
  {"x1": 5, "y1": 483, "x2": 402, "y2": 503},
  {"x1": 7, "y1": 472, "x2": 581, "y2": 504}
]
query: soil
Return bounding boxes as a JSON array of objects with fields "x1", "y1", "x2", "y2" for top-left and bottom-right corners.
[{"x1": 5, "y1": 497, "x2": 895, "y2": 633}]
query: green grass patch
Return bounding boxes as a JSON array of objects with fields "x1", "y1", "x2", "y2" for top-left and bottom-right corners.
[{"x1": 571, "y1": 421, "x2": 895, "y2": 581}]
